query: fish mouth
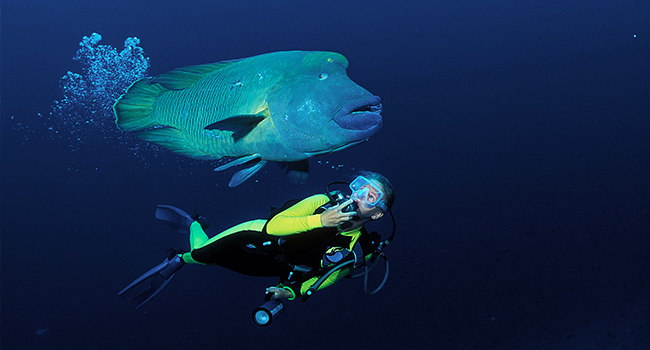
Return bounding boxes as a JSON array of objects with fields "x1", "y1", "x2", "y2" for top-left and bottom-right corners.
[{"x1": 333, "y1": 96, "x2": 383, "y2": 130}]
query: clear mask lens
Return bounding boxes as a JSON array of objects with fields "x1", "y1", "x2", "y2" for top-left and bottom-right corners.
[
  {"x1": 349, "y1": 176, "x2": 385, "y2": 208},
  {"x1": 350, "y1": 187, "x2": 370, "y2": 203}
]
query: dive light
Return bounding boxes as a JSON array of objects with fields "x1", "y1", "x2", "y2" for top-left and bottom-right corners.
[{"x1": 252, "y1": 295, "x2": 285, "y2": 327}]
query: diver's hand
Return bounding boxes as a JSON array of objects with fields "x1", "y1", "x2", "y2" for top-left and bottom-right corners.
[
  {"x1": 320, "y1": 199, "x2": 357, "y2": 227},
  {"x1": 266, "y1": 286, "x2": 292, "y2": 300}
]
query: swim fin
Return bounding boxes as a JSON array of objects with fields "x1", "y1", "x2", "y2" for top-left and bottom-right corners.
[
  {"x1": 118, "y1": 253, "x2": 185, "y2": 308},
  {"x1": 155, "y1": 205, "x2": 195, "y2": 235}
]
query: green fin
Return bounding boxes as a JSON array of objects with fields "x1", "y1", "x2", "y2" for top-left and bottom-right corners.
[
  {"x1": 151, "y1": 60, "x2": 240, "y2": 91},
  {"x1": 204, "y1": 114, "x2": 266, "y2": 141},
  {"x1": 137, "y1": 128, "x2": 211, "y2": 159},
  {"x1": 114, "y1": 79, "x2": 167, "y2": 132}
]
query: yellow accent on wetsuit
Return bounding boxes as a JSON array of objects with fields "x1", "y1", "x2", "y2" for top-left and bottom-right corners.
[
  {"x1": 267, "y1": 194, "x2": 365, "y2": 299},
  {"x1": 182, "y1": 219, "x2": 267, "y2": 264},
  {"x1": 181, "y1": 194, "x2": 365, "y2": 299}
]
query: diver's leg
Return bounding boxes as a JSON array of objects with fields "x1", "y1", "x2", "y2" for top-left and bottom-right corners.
[
  {"x1": 181, "y1": 219, "x2": 286, "y2": 276},
  {"x1": 189, "y1": 221, "x2": 210, "y2": 250},
  {"x1": 178, "y1": 221, "x2": 210, "y2": 264},
  {"x1": 181, "y1": 219, "x2": 267, "y2": 265}
]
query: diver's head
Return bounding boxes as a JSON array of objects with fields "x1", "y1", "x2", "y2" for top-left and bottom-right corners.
[{"x1": 349, "y1": 171, "x2": 395, "y2": 220}]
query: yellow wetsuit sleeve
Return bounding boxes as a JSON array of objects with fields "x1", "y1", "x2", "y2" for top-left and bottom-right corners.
[{"x1": 265, "y1": 194, "x2": 330, "y2": 236}]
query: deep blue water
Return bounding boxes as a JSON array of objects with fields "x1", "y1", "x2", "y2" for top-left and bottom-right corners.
[{"x1": 2, "y1": 0, "x2": 650, "y2": 349}]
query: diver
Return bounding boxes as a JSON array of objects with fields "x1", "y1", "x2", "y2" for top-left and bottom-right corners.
[{"x1": 119, "y1": 171, "x2": 395, "y2": 317}]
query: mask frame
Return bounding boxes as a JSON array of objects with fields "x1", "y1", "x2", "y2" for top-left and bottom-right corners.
[{"x1": 349, "y1": 176, "x2": 388, "y2": 211}]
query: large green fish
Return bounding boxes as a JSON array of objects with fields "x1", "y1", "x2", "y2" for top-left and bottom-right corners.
[{"x1": 114, "y1": 51, "x2": 383, "y2": 187}]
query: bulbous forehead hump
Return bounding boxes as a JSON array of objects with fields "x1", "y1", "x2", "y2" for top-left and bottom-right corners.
[{"x1": 301, "y1": 51, "x2": 349, "y2": 69}]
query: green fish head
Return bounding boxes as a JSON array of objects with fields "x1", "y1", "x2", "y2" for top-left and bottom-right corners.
[{"x1": 268, "y1": 51, "x2": 383, "y2": 158}]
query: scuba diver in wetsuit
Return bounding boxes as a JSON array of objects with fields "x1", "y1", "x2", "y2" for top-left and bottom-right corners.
[{"x1": 119, "y1": 171, "x2": 395, "y2": 319}]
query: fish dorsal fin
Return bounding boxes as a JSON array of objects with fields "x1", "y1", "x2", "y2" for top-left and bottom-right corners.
[
  {"x1": 152, "y1": 59, "x2": 240, "y2": 91},
  {"x1": 204, "y1": 113, "x2": 267, "y2": 141}
]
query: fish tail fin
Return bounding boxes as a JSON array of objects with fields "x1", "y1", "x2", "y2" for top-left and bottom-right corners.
[
  {"x1": 113, "y1": 80, "x2": 212, "y2": 159},
  {"x1": 114, "y1": 79, "x2": 167, "y2": 132}
]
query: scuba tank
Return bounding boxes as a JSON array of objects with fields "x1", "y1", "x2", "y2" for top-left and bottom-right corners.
[{"x1": 251, "y1": 179, "x2": 396, "y2": 326}]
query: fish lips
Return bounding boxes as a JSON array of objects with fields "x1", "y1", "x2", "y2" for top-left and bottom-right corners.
[{"x1": 333, "y1": 96, "x2": 383, "y2": 132}]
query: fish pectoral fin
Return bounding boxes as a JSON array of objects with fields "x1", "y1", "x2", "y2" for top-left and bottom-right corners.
[
  {"x1": 214, "y1": 154, "x2": 262, "y2": 172},
  {"x1": 204, "y1": 114, "x2": 266, "y2": 142},
  {"x1": 213, "y1": 154, "x2": 266, "y2": 187},
  {"x1": 151, "y1": 60, "x2": 241, "y2": 91},
  {"x1": 278, "y1": 160, "x2": 310, "y2": 184},
  {"x1": 229, "y1": 159, "x2": 267, "y2": 187}
]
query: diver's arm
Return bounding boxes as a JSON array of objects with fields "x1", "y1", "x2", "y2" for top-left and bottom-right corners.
[
  {"x1": 267, "y1": 196, "x2": 357, "y2": 236},
  {"x1": 266, "y1": 194, "x2": 329, "y2": 236},
  {"x1": 319, "y1": 199, "x2": 356, "y2": 227}
]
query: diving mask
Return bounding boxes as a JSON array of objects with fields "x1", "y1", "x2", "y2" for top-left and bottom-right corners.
[{"x1": 349, "y1": 176, "x2": 388, "y2": 211}]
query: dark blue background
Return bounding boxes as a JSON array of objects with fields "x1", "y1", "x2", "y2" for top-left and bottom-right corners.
[{"x1": 2, "y1": 0, "x2": 650, "y2": 349}]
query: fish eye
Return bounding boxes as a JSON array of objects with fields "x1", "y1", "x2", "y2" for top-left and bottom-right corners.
[{"x1": 318, "y1": 73, "x2": 328, "y2": 80}]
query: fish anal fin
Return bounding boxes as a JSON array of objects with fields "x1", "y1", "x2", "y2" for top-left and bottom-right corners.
[
  {"x1": 280, "y1": 160, "x2": 310, "y2": 184},
  {"x1": 137, "y1": 128, "x2": 211, "y2": 159}
]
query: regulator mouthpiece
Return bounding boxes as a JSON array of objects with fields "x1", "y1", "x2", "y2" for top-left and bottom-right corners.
[{"x1": 332, "y1": 190, "x2": 357, "y2": 213}]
